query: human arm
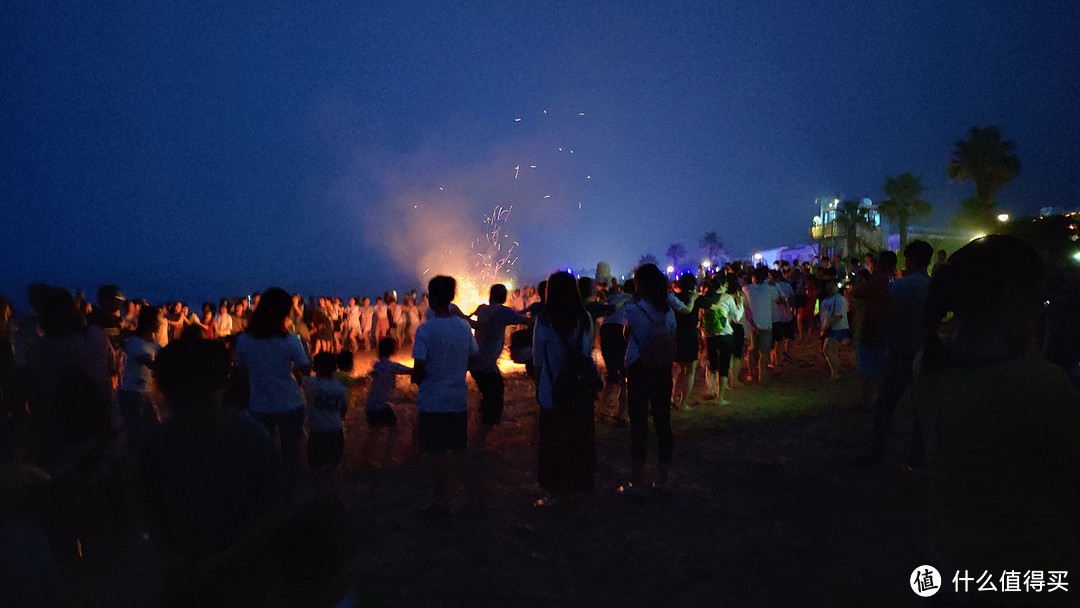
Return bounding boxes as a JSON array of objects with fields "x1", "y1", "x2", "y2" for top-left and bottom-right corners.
[
  {"x1": 411, "y1": 325, "x2": 428, "y2": 385},
  {"x1": 742, "y1": 289, "x2": 757, "y2": 330},
  {"x1": 667, "y1": 292, "x2": 691, "y2": 314},
  {"x1": 288, "y1": 335, "x2": 312, "y2": 377},
  {"x1": 819, "y1": 298, "x2": 843, "y2": 335}
]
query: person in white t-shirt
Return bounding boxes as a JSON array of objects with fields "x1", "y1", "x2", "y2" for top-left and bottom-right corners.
[
  {"x1": 211, "y1": 299, "x2": 230, "y2": 337},
  {"x1": 302, "y1": 352, "x2": 350, "y2": 504},
  {"x1": 342, "y1": 297, "x2": 361, "y2": 351},
  {"x1": 412, "y1": 276, "x2": 480, "y2": 513},
  {"x1": 818, "y1": 272, "x2": 850, "y2": 381},
  {"x1": 742, "y1": 266, "x2": 786, "y2": 383},
  {"x1": 118, "y1": 307, "x2": 163, "y2": 449},
  {"x1": 373, "y1": 297, "x2": 389, "y2": 343},
  {"x1": 234, "y1": 288, "x2": 311, "y2": 502},
  {"x1": 358, "y1": 297, "x2": 374, "y2": 350},
  {"x1": 770, "y1": 270, "x2": 797, "y2": 367}
]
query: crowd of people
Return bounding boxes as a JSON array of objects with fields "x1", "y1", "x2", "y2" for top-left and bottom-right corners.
[{"x1": 0, "y1": 234, "x2": 1077, "y2": 606}]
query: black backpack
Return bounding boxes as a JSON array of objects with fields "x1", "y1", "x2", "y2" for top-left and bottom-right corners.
[{"x1": 548, "y1": 323, "x2": 602, "y2": 411}]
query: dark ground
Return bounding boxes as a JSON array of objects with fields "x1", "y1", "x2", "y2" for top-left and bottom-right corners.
[{"x1": 66, "y1": 336, "x2": 941, "y2": 607}]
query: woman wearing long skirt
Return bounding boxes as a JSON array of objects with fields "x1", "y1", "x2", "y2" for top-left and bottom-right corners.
[{"x1": 533, "y1": 272, "x2": 596, "y2": 507}]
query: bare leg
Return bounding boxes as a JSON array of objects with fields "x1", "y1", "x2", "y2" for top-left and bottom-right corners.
[
  {"x1": 383, "y1": 426, "x2": 399, "y2": 466},
  {"x1": 718, "y1": 376, "x2": 730, "y2": 405},
  {"x1": 678, "y1": 361, "x2": 697, "y2": 408},
  {"x1": 703, "y1": 368, "x2": 718, "y2": 398},
  {"x1": 823, "y1": 338, "x2": 841, "y2": 380},
  {"x1": 729, "y1": 358, "x2": 744, "y2": 388},
  {"x1": 612, "y1": 381, "x2": 628, "y2": 423}
]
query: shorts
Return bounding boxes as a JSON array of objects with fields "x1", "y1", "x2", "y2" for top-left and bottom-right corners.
[
  {"x1": 365, "y1": 406, "x2": 398, "y2": 428},
  {"x1": 417, "y1": 411, "x2": 468, "y2": 454},
  {"x1": 771, "y1": 320, "x2": 796, "y2": 342},
  {"x1": 749, "y1": 327, "x2": 773, "y2": 353},
  {"x1": 731, "y1": 324, "x2": 746, "y2": 356},
  {"x1": 307, "y1": 430, "x2": 344, "y2": 468},
  {"x1": 825, "y1": 329, "x2": 849, "y2": 342},
  {"x1": 599, "y1": 324, "x2": 627, "y2": 382},
  {"x1": 675, "y1": 331, "x2": 699, "y2": 363},
  {"x1": 705, "y1": 334, "x2": 734, "y2": 376}
]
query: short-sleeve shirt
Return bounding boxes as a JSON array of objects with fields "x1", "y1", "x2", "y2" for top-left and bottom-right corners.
[
  {"x1": 119, "y1": 336, "x2": 161, "y2": 394},
  {"x1": 234, "y1": 333, "x2": 310, "y2": 414},
  {"x1": 887, "y1": 273, "x2": 931, "y2": 354},
  {"x1": 469, "y1": 303, "x2": 526, "y2": 372},
  {"x1": 302, "y1": 376, "x2": 349, "y2": 433},
  {"x1": 412, "y1": 316, "x2": 479, "y2": 413},
  {"x1": 819, "y1": 293, "x2": 849, "y2": 330},
  {"x1": 367, "y1": 358, "x2": 412, "y2": 410},
  {"x1": 772, "y1": 281, "x2": 795, "y2": 324},
  {"x1": 618, "y1": 300, "x2": 677, "y2": 367},
  {"x1": 743, "y1": 283, "x2": 783, "y2": 328}
]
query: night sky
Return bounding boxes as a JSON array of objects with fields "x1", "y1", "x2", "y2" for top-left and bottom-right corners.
[{"x1": 3, "y1": 1, "x2": 1078, "y2": 307}]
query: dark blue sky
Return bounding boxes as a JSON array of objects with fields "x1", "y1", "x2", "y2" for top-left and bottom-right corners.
[{"x1": 3, "y1": 0, "x2": 1078, "y2": 306}]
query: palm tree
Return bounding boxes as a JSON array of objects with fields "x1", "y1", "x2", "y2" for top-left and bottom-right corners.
[
  {"x1": 946, "y1": 125, "x2": 1020, "y2": 219},
  {"x1": 833, "y1": 199, "x2": 870, "y2": 257},
  {"x1": 637, "y1": 253, "x2": 659, "y2": 268},
  {"x1": 699, "y1": 231, "x2": 723, "y2": 266},
  {"x1": 879, "y1": 173, "x2": 932, "y2": 249},
  {"x1": 665, "y1": 243, "x2": 687, "y2": 271}
]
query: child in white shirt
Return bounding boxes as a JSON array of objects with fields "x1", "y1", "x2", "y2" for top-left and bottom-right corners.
[{"x1": 302, "y1": 352, "x2": 350, "y2": 502}]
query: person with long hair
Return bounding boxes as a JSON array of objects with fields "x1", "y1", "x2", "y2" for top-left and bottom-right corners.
[
  {"x1": 22, "y1": 284, "x2": 115, "y2": 562},
  {"x1": 618, "y1": 264, "x2": 677, "y2": 496},
  {"x1": 598, "y1": 279, "x2": 635, "y2": 424},
  {"x1": 234, "y1": 287, "x2": 310, "y2": 503},
  {"x1": 117, "y1": 306, "x2": 163, "y2": 450},
  {"x1": 696, "y1": 274, "x2": 744, "y2": 406},
  {"x1": 533, "y1": 272, "x2": 597, "y2": 507},
  {"x1": 913, "y1": 235, "x2": 1080, "y2": 585},
  {"x1": 671, "y1": 273, "x2": 700, "y2": 410}
]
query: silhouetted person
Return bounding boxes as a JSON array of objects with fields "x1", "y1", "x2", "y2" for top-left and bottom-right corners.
[
  {"x1": 856, "y1": 241, "x2": 932, "y2": 466},
  {"x1": 141, "y1": 338, "x2": 285, "y2": 607},
  {"x1": 618, "y1": 263, "x2": 677, "y2": 496},
  {"x1": 914, "y1": 235, "x2": 1080, "y2": 602},
  {"x1": 533, "y1": 272, "x2": 598, "y2": 507},
  {"x1": 466, "y1": 283, "x2": 528, "y2": 445},
  {"x1": 117, "y1": 306, "x2": 163, "y2": 450}
]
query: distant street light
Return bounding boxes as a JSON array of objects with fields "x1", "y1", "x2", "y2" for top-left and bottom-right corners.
[{"x1": 996, "y1": 213, "x2": 1010, "y2": 222}]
